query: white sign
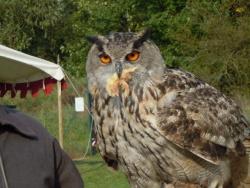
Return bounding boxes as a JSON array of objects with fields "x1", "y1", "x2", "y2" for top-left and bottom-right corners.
[{"x1": 75, "y1": 97, "x2": 84, "y2": 112}]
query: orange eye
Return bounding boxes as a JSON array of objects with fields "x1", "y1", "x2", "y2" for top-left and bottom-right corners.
[
  {"x1": 126, "y1": 51, "x2": 139, "y2": 61},
  {"x1": 99, "y1": 53, "x2": 111, "y2": 64}
]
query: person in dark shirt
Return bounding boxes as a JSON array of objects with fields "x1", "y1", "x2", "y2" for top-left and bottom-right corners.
[{"x1": 0, "y1": 105, "x2": 84, "y2": 188}]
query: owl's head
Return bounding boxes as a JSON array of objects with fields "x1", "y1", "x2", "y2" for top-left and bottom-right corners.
[{"x1": 86, "y1": 29, "x2": 166, "y2": 96}]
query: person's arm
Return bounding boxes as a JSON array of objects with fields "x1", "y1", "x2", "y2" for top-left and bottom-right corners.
[{"x1": 53, "y1": 139, "x2": 84, "y2": 188}]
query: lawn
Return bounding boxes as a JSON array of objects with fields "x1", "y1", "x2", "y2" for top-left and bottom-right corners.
[{"x1": 75, "y1": 155, "x2": 130, "y2": 188}]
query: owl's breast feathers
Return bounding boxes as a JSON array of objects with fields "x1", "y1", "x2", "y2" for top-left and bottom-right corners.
[
  {"x1": 157, "y1": 69, "x2": 250, "y2": 164},
  {"x1": 106, "y1": 67, "x2": 138, "y2": 97}
]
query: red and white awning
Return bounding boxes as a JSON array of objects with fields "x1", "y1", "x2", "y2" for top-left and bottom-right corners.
[{"x1": 0, "y1": 45, "x2": 67, "y2": 98}]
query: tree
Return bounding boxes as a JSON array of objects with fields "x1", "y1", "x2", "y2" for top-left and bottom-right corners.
[
  {"x1": 60, "y1": 0, "x2": 187, "y2": 76},
  {"x1": 1, "y1": 0, "x2": 249, "y2": 94},
  {"x1": 0, "y1": 0, "x2": 67, "y2": 62},
  {"x1": 60, "y1": 0, "x2": 144, "y2": 76},
  {"x1": 160, "y1": 0, "x2": 250, "y2": 94}
]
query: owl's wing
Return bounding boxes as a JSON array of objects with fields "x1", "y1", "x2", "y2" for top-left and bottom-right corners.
[{"x1": 157, "y1": 69, "x2": 250, "y2": 164}]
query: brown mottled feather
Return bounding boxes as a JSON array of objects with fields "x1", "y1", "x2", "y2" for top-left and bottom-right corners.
[{"x1": 157, "y1": 70, "x2": 249, "y2": 164}]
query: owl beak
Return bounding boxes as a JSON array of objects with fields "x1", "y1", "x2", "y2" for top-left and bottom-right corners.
[{"x1": 115, "y1": 61, "x2": 122, "y2": 78}]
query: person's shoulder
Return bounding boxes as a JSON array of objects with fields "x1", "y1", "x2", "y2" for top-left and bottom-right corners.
[{"x1": 0, "y1": 105, "x2": 54, "y2": 141}]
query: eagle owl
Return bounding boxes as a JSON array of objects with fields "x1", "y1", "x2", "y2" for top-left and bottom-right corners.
[{"x1": 86, "y1": 30, "x2": 250, "y2": 188}]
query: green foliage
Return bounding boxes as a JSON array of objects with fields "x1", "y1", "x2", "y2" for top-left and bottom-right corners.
[
  {"x1": 60, "y1": 0, "x2": 147, "y2": 77},
  {"x1": 0, "y1": 0, "x2": 67, "y2": 62},
  {"x1": 161, "y1": 0, "x2": 250, "y2": 94},
  {"x1": 1, "y1": 0, "x2": 249, "y2": 94}
]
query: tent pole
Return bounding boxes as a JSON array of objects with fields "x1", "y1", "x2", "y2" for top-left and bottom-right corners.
[
  {"x1": 57, "y1": 54, "x2": 63, "y2": 148},
  {"x1": 57, "y1": 80, "x2": 63, "y2": 148}
]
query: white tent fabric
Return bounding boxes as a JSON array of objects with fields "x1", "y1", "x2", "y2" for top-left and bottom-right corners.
[
  {"x1": 0, "y1": 45, "x2": 64, "y2": 83},
  {"x1": 0, "y1": 45, "x2": 66, "y2": 98}
]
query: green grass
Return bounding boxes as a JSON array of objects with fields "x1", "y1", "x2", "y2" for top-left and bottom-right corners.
[{"x1": 75, "y1": 155, "x2": 130, "y2": 188}]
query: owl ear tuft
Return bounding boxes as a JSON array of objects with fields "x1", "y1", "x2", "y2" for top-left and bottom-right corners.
[
  {"x1": 85, "y1": 36, "x2": 99, "y2": 44},
  {"x1": 133, "y1": 29, "x2": 150, "y2": 49},
  {"x1": 85, "y1": 36, "x2": 104, "y2": 46},
  {"x1": 86, "y1": 36, "x2": 107, "y2": 51}
]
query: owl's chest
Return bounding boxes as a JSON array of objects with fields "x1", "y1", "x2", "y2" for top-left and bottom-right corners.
[
  {"x1": 93, "y1": 94, "x2": 217, "y2": 184},
  {"x1": 94, "y1": 93, "x2": 158, "y2": 128},
  {"x1": 93, "y1": 94, "x2": 160, "y2": 155}
]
